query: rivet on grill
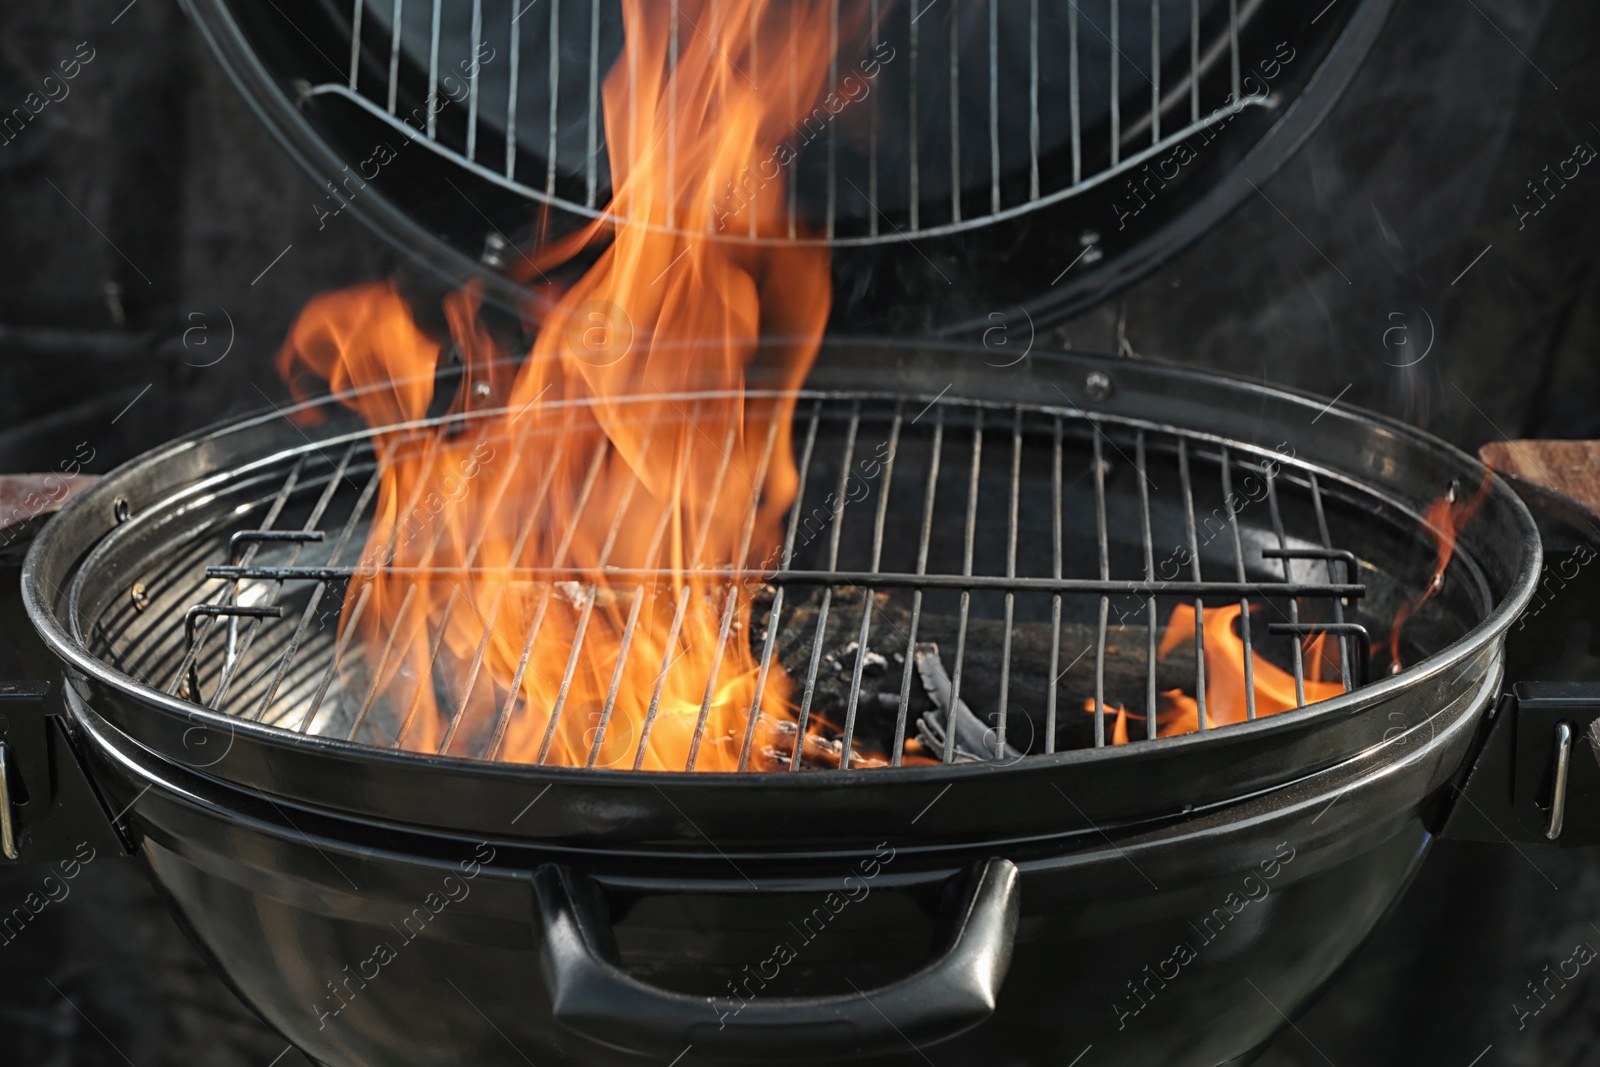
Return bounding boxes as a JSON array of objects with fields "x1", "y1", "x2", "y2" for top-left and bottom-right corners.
[
  {"x1": 472, "y1": 381, "x2": 493, "y2": 403},
  {"x1": 130, "y1": 583, "x2": 150, "y2": 612},
  {"x1": 1085, "y1": 371, "x2": 1114, "y2": 403},
  {"x1": 482, "y1": 233, "x2": 508, "y2": 269},
  {"x1": 111, "y1": 497, "x2": 131, "y2": 524}
]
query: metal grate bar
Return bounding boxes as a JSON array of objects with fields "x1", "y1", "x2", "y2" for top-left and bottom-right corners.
[
  {"x1": 1150, "y1": 0, "x2": 1161, "y2": 142},
  {"x1": 789, "y1": 402, "x2": 861, "y2": 770},
  {"x1": 586, "y1": 0, "x2": 601, "y2": 207},
  {"x1": 749, "y1": 0, "x2": 760, "y2": 238},
  {"x1": 1028, "y1": 0, "x2": 1040, "y2": 201},
  {"x1": 1136, "y1": 430, "x2": 1157, "y2": 736},
  {"x1": 1044, "y1": 416, "x2": 1063, "y2": 753},
  {"x1": 467, "y1": 0, "x2": 483, "y2": 160},
  {"x1": 1069, "y1": 0, "x2": 1082, "y2": 183},
  {"x1": 1190, "y1": 0, "x2": 1199, "y2": 121},
  {"x1": 1110, "y1": 0, "x2": 1121, "y2": 167},
  {"x1": 539, "y1": 585, "x2": 597, "y2": 763},
  {"x1": 212, "y1": 562, "x2": 1364, "y2": 600},
  {"x1": 942, "y1": 407, "x2": 983, "y2": 764},
  {"x1": 506, "y1": 1, "x2": 521, "y2": 178},
  {"x1": 1309, "y1": 473, "x2": 1354, "y2": 691},
  {"x1": 635, "y1": 584, "x2": 690, "y2": 768},
  {"x1": 707, "y1": 3, "x2": 727, "y2": 231},
  {"x1": 907, "y1": 0, "x2": 920, "y2": 232},
  {"x1": 387, "y1": 0, "x2": 403, "y2": 114},
  {"x1": 426, "y1": 0, "x2": 442, "y2": 137},
  {"x1": 1219, "y1": 445, "x2": 1257, "y2": 720},
  {"x1": 348, "y1": 0, "x2": 363, "y2": 91},
  {"x1": 1228, "y1": 0, "x2": 1240, "y2": 100},
  {"x1": 587, "y1": 587, "x2": 644, "y2": 767},
  {"x1": 1178, "y1": 438, "x2": 1207, "y2": 730},
  {"x1": 740, "y1": 402, "x2": 822, "y2": 771},
  {"x1": 1265, "y1": 471, "x2": 1306, "y2": 706},
  {"x1": 892, "y1": 406, "x2": 943, "y2": 764},
  {"x1": 994, "y1": 408, "x2": 1021, "y2": 757},
  {"x1": 1091, "y1": 426, "x2": 1110, "y2": 747},
  {"x1": 787, "y1": 1, "x2": 799, "y2": 238},
  {"x1": 988, "y1": 0, "x2": 1001, "y2": 216},
  {"x1": 866, "y1": 0, "x2": 879, "y2": 235},
  {"x1": 840, "y1": 405, "x2": 902, "y2": 768},
  {"x1": 546, "y1": 0, "x2": 561, "y2": 198},
  {"x1": 948, "y1": 4, "x2": 961, "y2": 224},
  {"x1": 826, "y1": 0, "x2": 839, "y2": 239},
  {"x1": 665, "y1": 1, "x2": 679, "y2": 229}
]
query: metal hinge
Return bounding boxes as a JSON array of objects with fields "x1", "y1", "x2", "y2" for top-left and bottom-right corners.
[{"x1": 1440, "y1": 682, "x2": 1600, "y2": 846}]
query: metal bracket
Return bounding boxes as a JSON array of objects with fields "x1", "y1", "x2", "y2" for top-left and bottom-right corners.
[
  {"x1": 0, "y1": 681, "x2": 132, "y2": 863},
  {"x1": 1266, "y1": 622, "x2": 1371, "y2": 689},
  {"x1": 1440, "y1": 682, "x2": 1600, "y2": 846}
]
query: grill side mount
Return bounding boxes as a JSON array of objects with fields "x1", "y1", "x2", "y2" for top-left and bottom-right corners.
[
  {"x1": 0, "y1": 681, "x2": 132, "y2": 864},
  {"x1": 1440, "y1": 682, "x2": 1600, "y2": 847}
]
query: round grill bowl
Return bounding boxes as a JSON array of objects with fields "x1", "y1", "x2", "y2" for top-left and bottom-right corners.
[
  {"x1": 16, "y1": 343, "x2": 1542, "y2": 1067},
  {"x1": 21, "y1": 343, "x2": 1540, "y2": 853}
]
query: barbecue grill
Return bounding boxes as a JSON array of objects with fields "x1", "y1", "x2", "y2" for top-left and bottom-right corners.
[
  {"x1": 5, "y1": 3, "x2": 1598, "y2": 1067},
  {"x1": 11, "y1": 339, "x2": 1587, "y2": 1067}
]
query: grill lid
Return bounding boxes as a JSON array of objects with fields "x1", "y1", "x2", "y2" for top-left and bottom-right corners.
[
  {"x1": 180, "y1": 0, "x2": 1393, "y2": 334},
  {"x1": 21, "y1": 346, "x2": 1540, "y2": 848}
]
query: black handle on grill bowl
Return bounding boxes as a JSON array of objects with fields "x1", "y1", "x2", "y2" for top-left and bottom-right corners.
[{"x1": 533, "y1": 858, "x2": 1019, "y2": 1059}]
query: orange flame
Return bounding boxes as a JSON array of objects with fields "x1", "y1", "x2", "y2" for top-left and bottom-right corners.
[
  {"x1": 1081, "y1": 701, "x2": 1132, "y2": 746},
  {"x1": 1152, "y1": 603, "x2": 1345, "y2": 737},
  {"x1": 1386, "y1": 471, "x2": 1494, "y2": 670},
  {"x1": 279, "y1": 1, "x2": 866, "y2": 770}
]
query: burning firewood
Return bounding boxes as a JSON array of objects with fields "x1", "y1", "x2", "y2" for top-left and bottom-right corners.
[{"x1": 757, "y1": 585, "x2": 1199, "y2": 757}]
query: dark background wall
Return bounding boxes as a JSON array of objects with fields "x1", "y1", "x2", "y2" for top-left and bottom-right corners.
[{"x1": 0, "y1": 0, "x2": 1597, "y2": 1064}]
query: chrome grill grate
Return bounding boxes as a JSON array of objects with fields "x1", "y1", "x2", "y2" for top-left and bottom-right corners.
[
  {"x1": 305, "y1": 0, "x2": 1267, "y2": 245},
  {"x1": 81, "y1": 391, "x2": 1390, "y2": 771}
]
